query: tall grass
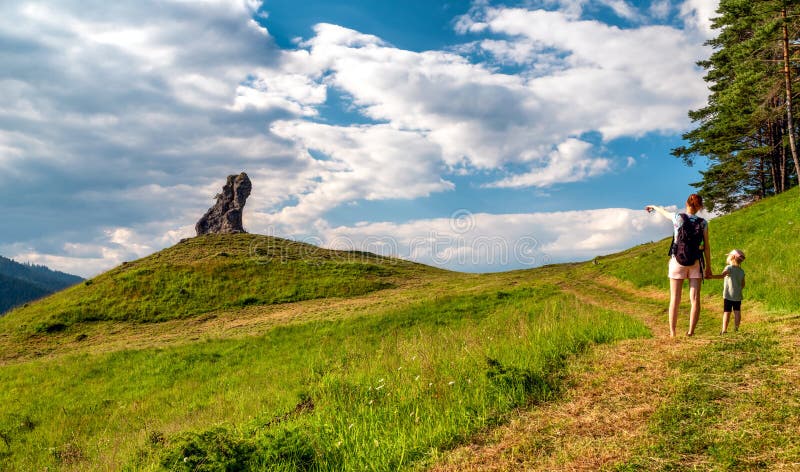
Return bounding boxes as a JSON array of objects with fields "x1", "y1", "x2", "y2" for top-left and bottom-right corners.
[{"x1": 0, "y1": 285, "x2": 648, "y2": 470}]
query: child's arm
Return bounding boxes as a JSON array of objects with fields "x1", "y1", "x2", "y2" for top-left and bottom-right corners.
[
  {"x1": 645, "y1": 205, "x2": 674, "y2": 221},
  {"x1": 741, "y1": 275, "x2": 745, "y2": 290},
  {"x1": 706, "y1": 268, "x2": 729, "y2": 280}
]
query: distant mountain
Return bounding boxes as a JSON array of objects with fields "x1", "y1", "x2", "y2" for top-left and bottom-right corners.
[{"x1": 0, "y1": 255, "x2": 83, "y2": 314}]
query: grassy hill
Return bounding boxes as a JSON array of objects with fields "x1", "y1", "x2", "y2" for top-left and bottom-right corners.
[
  {"x1": 0, "y1": 233, "x2": 436, "y2": 335},
  {"x1": 0, "y1": 189, "x2": 798, "y2": 470}
]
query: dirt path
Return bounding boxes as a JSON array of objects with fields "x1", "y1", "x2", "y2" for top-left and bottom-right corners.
[{"x1": 429, "y1": 273, "x2": 730, "y2": 471}]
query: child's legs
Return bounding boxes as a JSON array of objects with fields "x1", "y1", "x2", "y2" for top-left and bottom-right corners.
[
  {"x1": 669, "y1": 278, "x2": 684, "y2": 337},
  {"x1": 722, "y1": 311, "x2": 731, "y2": 333},
  {"x1": 725, "y1": 299, "x2": 742, "y2": 331},
  {"x1": 687, "y1": 278, "x2": 701, "y2": 335}
]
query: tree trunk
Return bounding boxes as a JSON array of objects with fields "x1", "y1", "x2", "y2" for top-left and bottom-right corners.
[
  {"x1": 769, "y1": 121, "x2": 781, "y2": 194},
  {"x1": 782, "y1": 5, "x2": 800, "y2": 187},
  {"x1": 780, "y1": 128, "x2": 788, "y2": 192}
]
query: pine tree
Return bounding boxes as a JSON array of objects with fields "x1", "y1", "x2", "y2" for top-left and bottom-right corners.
[{"x1": 673, "y1": 0, "x2": 800, "y2": 212}]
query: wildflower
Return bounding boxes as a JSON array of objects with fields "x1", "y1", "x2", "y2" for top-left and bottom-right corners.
[
  {"x1": 348, "y1": 423, "x2": 355, "y2": 430},
  {"x1": 369, "y1": 399, "x2": 373, "y2": 405},
  {"x1": 376, "y1": 384, "x2": 384, "y2": 390},
  {"x1": 378, "y1": 378, "x2": 384, "y2": 383},
  {"x1": 428, "y1": 382, "x2": 433, "y2": 387},
  {"x1": 448, "y1": 381, "x2": 455, "y2": 386},
  {"x1": 414, "y1": 375, "x2": 420, "y2": 381}
]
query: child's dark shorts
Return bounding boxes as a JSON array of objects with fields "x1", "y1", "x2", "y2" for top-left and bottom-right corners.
[{"x1": 724, "y1": 299, "x2": 742, "y2": 312}]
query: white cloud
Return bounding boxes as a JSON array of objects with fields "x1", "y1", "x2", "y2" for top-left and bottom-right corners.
[
  {"x1": 267, "y1": 121, "x2": 454, "y2": 229},
  {"x1": 0, "y1": 1, "x2": 715, "y2": 276},
  {"x1": 0, "y1": 0, "x2": 311, "y2": 266},
  {"x1": 261, "y1": 12, "x2": 708, "y2": 218},
  {"x1": 650, "y1": 0, "x2": 672, "y2": 19},
  {"x1": 461, "y1": 7, "x2": 708, "y2": 138},
  {"x1": 318, "y1": 207, "x2": 675, "y2": 272},
  {"x1": 2, "y1": 222, "x2": 195, "y2": 278},
  {"x1": 599, "y1": 0, "x2": 641, "y2": 21},
  {"x1": 486, "y1": 139, "x2": 611, "y2": 188},
  {"x1": 229, "y1": 74, "x2": 327, "y2": 115},
  {"x1": 680, "y1": 0, "x2": 719, "y2": 39}
]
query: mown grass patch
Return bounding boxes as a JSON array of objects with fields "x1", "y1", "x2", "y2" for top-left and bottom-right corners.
[
  {"x1": 615, "y1": 328, "x2": 796, "y2": 471},
  {"x1": 0, "y1": 285, "x2": 649, "y2": 470}
]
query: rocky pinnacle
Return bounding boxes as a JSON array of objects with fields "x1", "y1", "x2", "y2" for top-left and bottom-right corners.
[{"x1": 195, "y1": 172, "x2": 252, "y2": 235}]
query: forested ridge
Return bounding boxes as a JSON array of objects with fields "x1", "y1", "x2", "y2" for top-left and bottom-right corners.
[
  {"x1": 674, "y1": 0, "x2": 800, "y2": 211},
  {"x1": 0, "y1": 256, "x2": 82, "y2": 314}
]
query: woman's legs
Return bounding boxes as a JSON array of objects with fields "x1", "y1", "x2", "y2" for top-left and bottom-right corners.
[
  {"x1": 687, "y1": 278, "x2": 701, "y2": 336},
  {"x1": 669, "y1": 278, "x2": 684, "y2": 337}
]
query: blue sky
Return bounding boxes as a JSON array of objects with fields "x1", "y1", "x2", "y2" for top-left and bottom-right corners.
[{"x1": 0, "y1": 0, "x2": 719, "y2": 277}]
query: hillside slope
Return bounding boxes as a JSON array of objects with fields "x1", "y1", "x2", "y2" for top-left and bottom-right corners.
[
  {"x1": 0, "y1": 256, "x2": 82, "y2": 314},
  {"x1": 0, "y1": 233, "x2": 439, "y2": 334},
  {"x1": 0, "y1": 190, "x2": 798, "y2": 470}
]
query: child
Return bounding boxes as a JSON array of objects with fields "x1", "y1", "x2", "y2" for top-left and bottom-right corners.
[{"x1": 711, "y1": 249, "x2": 746, "y2": 333}]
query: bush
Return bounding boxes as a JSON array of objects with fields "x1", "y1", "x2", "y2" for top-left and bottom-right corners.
[
  {"x1": 159, "y1": 428, "x2": 254, "y2": 471},
  {"x1": 159, "y1": 426, "x2": 320, "y2": 471}
]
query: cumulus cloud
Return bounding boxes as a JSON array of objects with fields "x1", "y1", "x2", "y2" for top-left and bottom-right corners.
[
  {"x1": 2, "y1": 222, "x2": 195, "y2": 278},
  {"x1": 318, "y1": 207, "x2": 676, "y2": 272},
  {"x1": 0, "y1": 1, "x2": 308, "y2": 264},
  {"x1": 680, "y1": 0, "x2": 720, "y2": 38},
  {"x1": 649, "y1": 0, "x2": 672, "y2": 20},
  {"x1": 485, "y1": 138, "x2": 611, "y2": 188},
  {"x1": 261, "y1": 11, "x2": 709, "y2": 218},
  {"x1": 0, "y1": 0, "x2": 716, "y2": 276},
  {"x1": 266, "y1": 120, "x2": 454, "y2": 229},
  {"x1": 457, "y1": 6, "x2": 708, "y2": 138}
]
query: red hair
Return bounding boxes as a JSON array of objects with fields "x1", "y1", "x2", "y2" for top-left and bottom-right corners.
[{"x1": 686, "y1": 194, "x2": 703, "y2": 212}]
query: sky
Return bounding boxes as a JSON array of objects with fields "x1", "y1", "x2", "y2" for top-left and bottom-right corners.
[{"x1": 0, "y1": 0, "x2": 720, "y2": 278}]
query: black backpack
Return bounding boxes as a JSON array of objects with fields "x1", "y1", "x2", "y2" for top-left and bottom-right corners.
[{"x1": 669, "y1": 213, "x2": 705, "y2": 266}]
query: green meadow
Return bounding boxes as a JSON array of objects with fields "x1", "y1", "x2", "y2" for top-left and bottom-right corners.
[{"x1": 0, "y1": 187, "x2": 798, "y2": 470}]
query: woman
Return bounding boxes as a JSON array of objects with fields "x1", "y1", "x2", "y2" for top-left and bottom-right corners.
[{"x1": 645, "y1": 194, "x2": 711, "y2": 337}]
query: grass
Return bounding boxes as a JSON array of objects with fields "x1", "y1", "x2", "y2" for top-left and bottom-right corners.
[
  {"x1": 615, "y1": 327, "x2": 797, "y2": 471},
  {"x1": 0, "y1": 234, "x2": 430, "y2": 334},
  {"x1": 0, "y1": 283, "x2": 648, "y2": 470},
  {"x1": 0, "y1": 187, "x2": 798, "y2": 470}
]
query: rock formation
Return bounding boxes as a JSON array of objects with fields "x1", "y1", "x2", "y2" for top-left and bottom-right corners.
[{"x1": 196, "y1": 172, "x2": 252, "y2": 235}]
